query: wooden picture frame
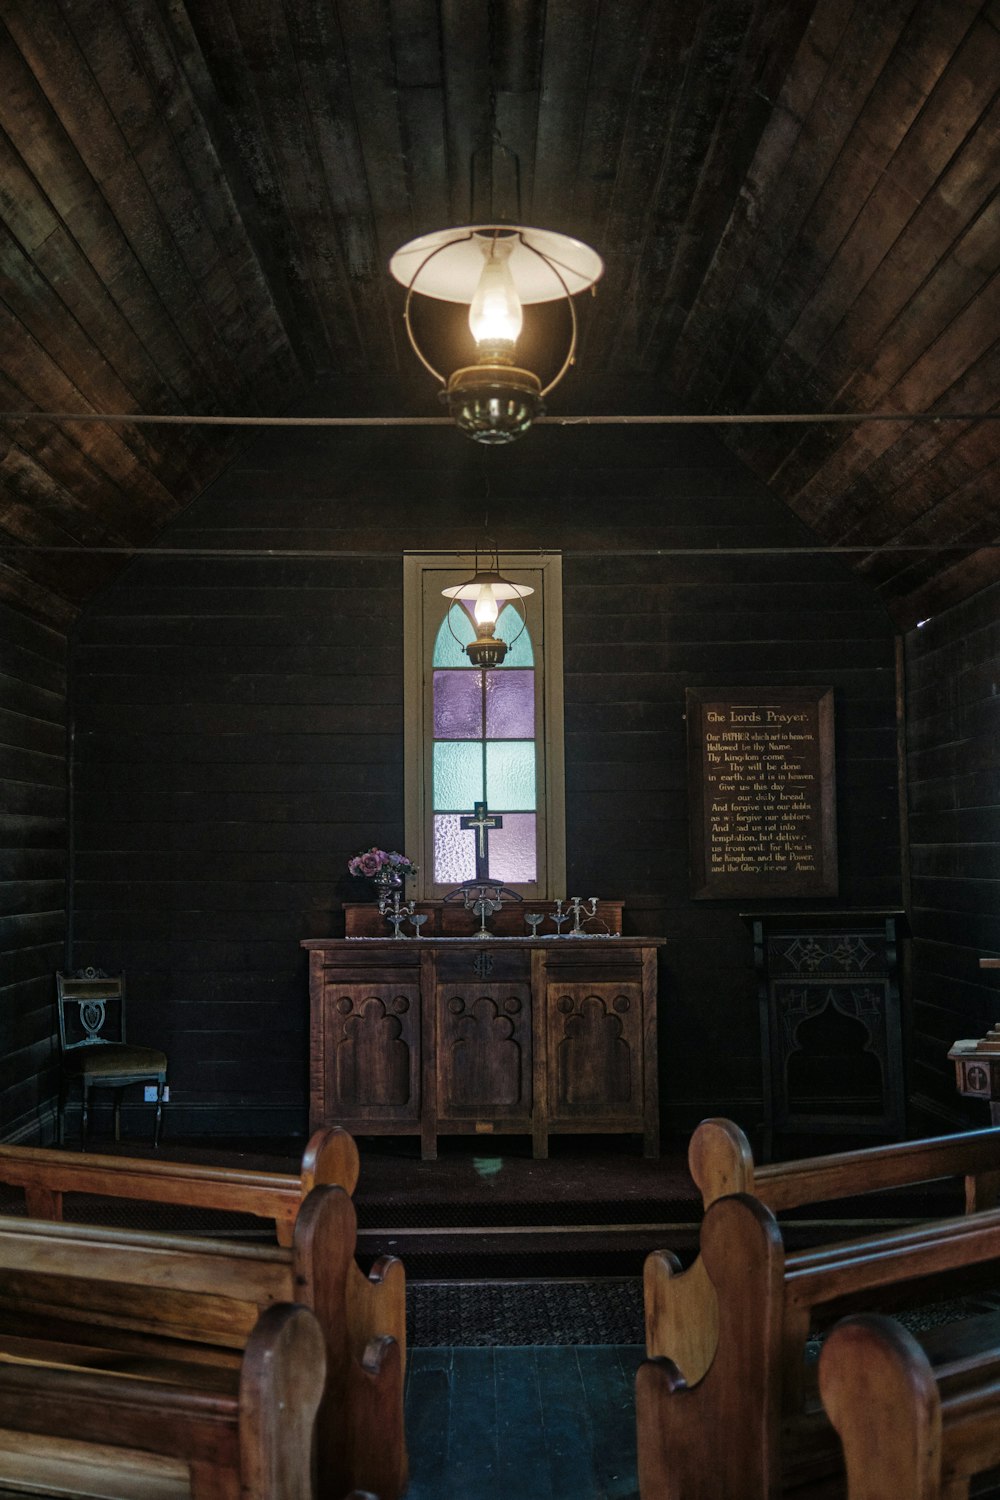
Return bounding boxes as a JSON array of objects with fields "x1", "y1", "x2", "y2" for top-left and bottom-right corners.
[{"x1": 686, "y1": 686, "x2": 838, "y2": 900}]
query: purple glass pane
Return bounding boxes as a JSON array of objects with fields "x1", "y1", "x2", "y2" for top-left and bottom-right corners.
[
  {"x1": 487, "y1": 813, "x2": 536, "y2": 884},
  {"x1": 434, "y1": 671, "x2": 483, "y2": 739},
  {"x1": 434, "y1": 813, "x2": 477, "y2": 883},
  {"x1": 485, "y1": 670, "x2": 534, "y2": 740}
]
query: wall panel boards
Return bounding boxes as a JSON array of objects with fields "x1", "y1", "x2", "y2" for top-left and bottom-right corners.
[
  {"x1": 0, "y1": 601, "x2": 66, "y2": 1140},
  {"x1": 71, "y1": 416, "x2": 901, "y2": 1137},
  {"x1": 905, "y1": 583, "x2": 1000, "y2": 1131}
]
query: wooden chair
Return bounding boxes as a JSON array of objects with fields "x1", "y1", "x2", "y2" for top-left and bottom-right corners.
[{"x1": 56, "y1": 968, "x2": 168, "y2": 1148}]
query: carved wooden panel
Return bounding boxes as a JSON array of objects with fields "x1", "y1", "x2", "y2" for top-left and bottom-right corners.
[
  {"x1": 747, "y1": 911, "x2": 905, "y2": 1157},
  {"x1": 546, "y1": 981, "x2": 643, "y2": 1121},
  {"x1": 322, "y1": 982, "x2": 420, "y2": 1123},
  {"x1": 436, "y1": 983, "x2": 532, "y2": 1123},
  {"x1": 304, "y1": 938, "x2": 661, "y2": 1156}
]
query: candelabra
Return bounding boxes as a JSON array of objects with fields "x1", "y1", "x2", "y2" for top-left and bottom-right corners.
[
  {"x1": 566, "y1": 895, "x2": 599, "y2": 935},
  {"x1": 381, "y1": 889, "x2": 417, "y2": 938},
  {"x1": 524, "y1": 897, "x2": 609, "y2": 937},
  {"x1": 445, "y1": 878, "x2": 521, "y2": 938}
]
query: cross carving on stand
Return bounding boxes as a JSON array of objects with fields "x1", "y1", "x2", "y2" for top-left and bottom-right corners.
[{"x1": 459, "y1": 799, "x2": 503, "y2": 880}]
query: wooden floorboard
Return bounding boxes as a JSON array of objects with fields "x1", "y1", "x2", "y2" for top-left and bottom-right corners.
[{"x1": 404, "y1": 1345, "x2": 644, "y2": 1500}]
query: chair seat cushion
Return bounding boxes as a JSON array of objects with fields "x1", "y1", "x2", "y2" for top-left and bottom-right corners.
[{"x1": 64, "y1": 1045, "x2": 167, "y2": 1080}]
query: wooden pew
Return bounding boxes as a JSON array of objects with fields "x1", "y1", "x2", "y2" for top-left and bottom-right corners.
[
  {"x1": 0, "y1": 1184, "x2": 406, "y2": 1500},
  {"x1": 636, "y1": 1192, "x2": 1000, "y2": 1500},
  {"x1": 0, "y1": 1125, "x2": 360, "y2": 1247},
  {"x1": 689, "y1": 1116, "x2": 1000, "y2": 1218},
  {"x1": 0, "y1": 1300, "x2": 326, "y2": 1500},
  {"x1": 644, "y1": 1119, "x2": 1000, "y2": 1387},
  {"x1": 819, "y1": 1312, "x2": 1000, "y2": 1500}
]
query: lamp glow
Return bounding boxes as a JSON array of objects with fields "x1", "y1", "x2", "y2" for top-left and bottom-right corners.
[
  {"x1": 468, "y1": 242, "x2": 522, "y2": 353},
  {"x1": 473, "y1": 582, "x2": 499, "y2": 625}
]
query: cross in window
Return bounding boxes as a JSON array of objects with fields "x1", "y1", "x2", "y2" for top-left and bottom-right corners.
[{"x1": 460, "y1": 800, "x2": 503, "y2": 880}]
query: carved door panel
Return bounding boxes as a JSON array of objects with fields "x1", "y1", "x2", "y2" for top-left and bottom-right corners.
[
  {"x1": 436, "y1": 982, "x2": 533, "y2": 1123},
  {"x1": 546, "y1": 981, "x2": 643, "y2": 1122},
  {"x1": 323, "y1": 982, "x2": 420, "y2": 1124}
]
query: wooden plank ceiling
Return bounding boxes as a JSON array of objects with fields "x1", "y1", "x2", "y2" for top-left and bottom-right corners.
[{"x1": 0, "y1": 0, "x2": 997, "y2": 629}]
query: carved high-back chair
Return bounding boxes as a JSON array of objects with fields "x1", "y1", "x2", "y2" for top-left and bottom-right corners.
[{"x1": 56, "y1": 968, "x2": 168, "y2": 1149}]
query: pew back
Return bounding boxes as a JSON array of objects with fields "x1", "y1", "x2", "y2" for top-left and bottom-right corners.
[
  {"x1": 0, "y1": 1125, "x2": 360, "y2": 1247},
  {"x1": 819, "y1": 1313, "x2": 1000, "y2": 1500},
  {"x1": 646, "y1": 1119, "x2": 1000, "y2": 1388},
  {"x1": 690, "y1": 1117, "x2": 1000, "y2": 1216},
  {"x1": 0, "y1": 1300, "x2": 326, "y2": 1500},
  {"x1": 637, "y1": 1192, "x2": 1000, "y2": 1500},
  {"x1": 0, "y1": 1185, "x2": 406, "y2": 1500}
]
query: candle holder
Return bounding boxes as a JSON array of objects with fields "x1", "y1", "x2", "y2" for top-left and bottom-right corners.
[
  {"x1": 566, "y1": 895, "x2": 599, "y2": 936},
  {"x1": 382, "y1": 890, "x2": 417, "y2": 938},
  {"x1": 444, "y1": 878, "x2": 522, "y2": 938},
  {"x1": 550, "y1": 900, "x2": 571, "y2": 936}
]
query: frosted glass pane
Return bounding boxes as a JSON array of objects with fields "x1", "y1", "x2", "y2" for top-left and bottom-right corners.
[
  {"x1": 486, "y1": 742, "x2": 535, "y2": 810},
  {"x1": 496, "y1": 605, "x2": 533, "y2": 666},
  {"x1": 433, "y1": 607, "x2": 475, "y2": 667},
  {"x1": 434, "y1": 671, "x2": 482, "y2": 738},
  {"x1": 488, "y1": 813, "x2": 536, "y2": 883},
  {"x1": 433, "y1": 741, "x2": 483, "y2": 811},
  {"x1": 434, "y1": 814, "x2": 477, "y2": 883},
  {"x1": 485, "y1": 670, "x2": 534, "y2": 739}
]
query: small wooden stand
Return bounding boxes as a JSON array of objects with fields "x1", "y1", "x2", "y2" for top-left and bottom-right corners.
[
  {"x1": 949, "y1": 958, "x2": 1000, "y2": 1120},
  {"x1": 950, "y1": 959, "x2": 1000, "y2": 1123}
]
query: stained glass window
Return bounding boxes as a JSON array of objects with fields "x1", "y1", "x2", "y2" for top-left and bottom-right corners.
[
  {"x1": 431, "y1": 602, "x2": 537, "y2": 884},
  {"x1": 404, "y1": 554, "x2": 564, "y2": 899}
]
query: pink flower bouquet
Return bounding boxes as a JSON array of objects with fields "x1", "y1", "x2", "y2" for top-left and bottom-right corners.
[{"x1": 347, "y1": 847, "x2": 418, "y2": 879}]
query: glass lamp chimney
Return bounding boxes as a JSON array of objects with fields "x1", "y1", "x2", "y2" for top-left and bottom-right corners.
[
  {"x1": 468, "y1": 240, "x2": 522, "y2": 358},
  {"x1": 473, "y1": 581, "x2": 499, "y2": 626}
]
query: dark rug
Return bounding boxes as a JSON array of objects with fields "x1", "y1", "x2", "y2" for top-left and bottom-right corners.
[{"x1": 408, "y1": 1279, "x2": 645, "y2": 1347}]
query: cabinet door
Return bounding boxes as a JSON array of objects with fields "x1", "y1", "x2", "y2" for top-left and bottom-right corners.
[
  {"x1": 322, "y1": 981, "x2": 420, "y2": 1124},
  {"x1": 436, "y1": 982, "x2": 533, "y2": 1124},
  {"x1": 546, "y1": 980, "x2": 644, "y2": 1123}
]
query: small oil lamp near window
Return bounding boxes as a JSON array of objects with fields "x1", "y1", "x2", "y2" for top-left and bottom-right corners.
[
  {"x1": 389, "y1": 223, "x2": 603, "y2": 444},
  {"x1": 441, "y1": 549, "x2": 533, "y2": 668}
]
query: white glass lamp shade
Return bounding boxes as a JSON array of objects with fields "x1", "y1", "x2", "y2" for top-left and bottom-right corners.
[
  {"x1": 441, "y1": 571, "x2": 534, "y2": 613},
  {"x1": 389, "y1": 225, "x2": 604, "y2": 305},
  {"x1": 441, "y1": 569, "x2": 534, "y2": 667}
]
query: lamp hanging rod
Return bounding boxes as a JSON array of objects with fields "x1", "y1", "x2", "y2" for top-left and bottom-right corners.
[
  {"x1": 0, "y1": 410, "x2": 997, "y2": 428},
  {"x1": 3, "y1": 544, "x2": 1000, "y2": 558}
]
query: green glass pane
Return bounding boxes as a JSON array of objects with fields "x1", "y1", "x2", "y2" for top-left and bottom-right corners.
[
  {"x1": 433, "y1": 741, "x2": 483, "y2": 810},
  {"x1": 433, "y1": 606, "x2": 475, "y2": 668},
  {"x1": 496, "y1": 604, "x2": 533, "y2": 667},
  {"x1": 486, "y1": 741, "x2": 535, "y2": 810}
]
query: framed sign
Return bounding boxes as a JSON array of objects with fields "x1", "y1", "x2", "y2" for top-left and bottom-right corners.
[{"x1": 686, "y1": 687, "x2": 838, "y2": 900}]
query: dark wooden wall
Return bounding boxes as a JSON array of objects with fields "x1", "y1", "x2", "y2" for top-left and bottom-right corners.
[
  {"x1": 905, "y1": 582, "x2": 1000, "y2": 1133},
  {"x1": 0, "y1": 600, "x2": 67, "y2": 1140},
  {"x1": 69, "y1": 411, "x2": 901, "y2": 1139}
]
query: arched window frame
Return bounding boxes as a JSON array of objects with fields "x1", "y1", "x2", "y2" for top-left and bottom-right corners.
[{"x1": 403, "y1": 551, "x2": 565, "y2": 900}]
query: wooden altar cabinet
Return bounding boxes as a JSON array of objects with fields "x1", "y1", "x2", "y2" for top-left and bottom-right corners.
[{"x1": 302, "y1": 936, "x2": 663, "y2": 1159}]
